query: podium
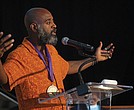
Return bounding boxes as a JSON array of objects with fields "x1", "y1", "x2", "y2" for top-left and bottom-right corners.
[{"x1": 38, "y1": 82, "x2": 133, "y2": 110}]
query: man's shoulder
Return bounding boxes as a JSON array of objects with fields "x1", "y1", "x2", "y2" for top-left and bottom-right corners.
[
  {"x1": 7, "y1": 43, "x2": 31, "y2": 60},
  {"x1": 46, "y1": 44, "x2": 58, "y2": 55}
]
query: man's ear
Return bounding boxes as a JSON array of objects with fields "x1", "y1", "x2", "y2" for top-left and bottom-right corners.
[{"x1": 30, "y1": 23, "x2": 38, "y2": 32}]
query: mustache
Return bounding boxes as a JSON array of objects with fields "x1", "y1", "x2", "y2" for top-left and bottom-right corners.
[{"x1": 51, "y1": 28, "x2": 57, "y2": 33}]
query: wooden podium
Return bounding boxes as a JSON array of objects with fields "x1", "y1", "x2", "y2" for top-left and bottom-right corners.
[{"x1": 102, "y1": 105, "x2": 134, "y2": 110}]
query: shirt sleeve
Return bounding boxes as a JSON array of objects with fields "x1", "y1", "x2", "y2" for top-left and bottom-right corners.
[
  {"x1": 3, "y1": 52, "x2": 26, "y2": 91},
  {"x1": 58, "y1": 55, "x2": 69, "y2": 79}
]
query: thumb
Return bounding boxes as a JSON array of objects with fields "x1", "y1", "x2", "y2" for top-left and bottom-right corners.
[{"x1": 98, "y1": 41, "x2": 103, "y2": 49}]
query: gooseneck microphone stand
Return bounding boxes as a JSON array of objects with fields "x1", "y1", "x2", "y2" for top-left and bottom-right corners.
[{"x1": 76, "y1": 50, "x2": 96, "y2": 96}]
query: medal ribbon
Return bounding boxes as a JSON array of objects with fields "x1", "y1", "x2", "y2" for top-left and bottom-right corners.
[{"x1": 29, "y1": 39, "x2": 54, "y2": 82}]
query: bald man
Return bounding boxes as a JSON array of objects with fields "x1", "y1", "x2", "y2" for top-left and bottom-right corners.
[{"x1": 0, "y1": 8, "x2": 114, "y2": 110}]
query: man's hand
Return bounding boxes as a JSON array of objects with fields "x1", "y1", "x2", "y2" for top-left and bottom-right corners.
[
  {"x1": 0, "y1": 32, "x2": 14, "y2": 58},
  {"x1": 95, "y1": 41, "x2": 115, "y2": 62}
]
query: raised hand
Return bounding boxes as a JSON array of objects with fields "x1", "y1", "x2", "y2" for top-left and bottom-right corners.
[
  {"x1": 95, "y1": 41, "x2": 115, "y2": 62},
  {"x1": 0, "y1": 32, "x2": 14, "y2": 58}
]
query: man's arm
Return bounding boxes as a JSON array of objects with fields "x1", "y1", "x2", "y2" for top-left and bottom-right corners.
[
  {"x1": 0, "y1": 60, "x2": 8, "y2": 84},
  {"x1": 68, "y1": 58, "x2": 93, "y2": 74},
  {"x1": 67, "y1": 41, "x2": 115, "y2": 74},
  {"x1": 0, "y1": 32, "x2": 14, "y2": 84}
]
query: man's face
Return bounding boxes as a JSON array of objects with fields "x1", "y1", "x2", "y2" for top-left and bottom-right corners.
[
  {"x1": 37, "y1": 12, "x2": 58, "y2": 46},
  {"x1": 37, "y1": 25, "x2": 58, "y2": 46}
]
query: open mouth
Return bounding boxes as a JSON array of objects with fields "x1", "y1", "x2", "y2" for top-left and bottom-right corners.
[
  {"x1": 52, "y1": 31, "x2": 56, "y2": 35},
  {"x1": 51, "y1": 29, "x2": 57, "y2": 35}
]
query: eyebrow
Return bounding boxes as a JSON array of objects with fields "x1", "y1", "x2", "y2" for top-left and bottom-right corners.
[
  {"x1": 45, "y1": 18, "x2": 51, "y2": 22},
  {"x1": 45, "y1": 18, "x2": 54, "y2": 23}
]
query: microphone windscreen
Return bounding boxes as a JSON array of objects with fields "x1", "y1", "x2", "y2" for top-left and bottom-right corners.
[{"x1": 61, "y1": 37, "x2": 69, "y2": 45}]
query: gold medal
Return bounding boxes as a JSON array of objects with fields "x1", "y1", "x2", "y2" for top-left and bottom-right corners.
[{"x1": 47, "y1": 85, "x2": 58, "y2": 97}]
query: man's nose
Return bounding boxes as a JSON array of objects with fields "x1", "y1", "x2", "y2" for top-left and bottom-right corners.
[{"x1": 52, "y1": 22, "x2": 57, "y2": 28}]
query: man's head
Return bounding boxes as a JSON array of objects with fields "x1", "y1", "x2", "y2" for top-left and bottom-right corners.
[{"x1": 24, "y1": 7, "x2": 58, "y2": 46}]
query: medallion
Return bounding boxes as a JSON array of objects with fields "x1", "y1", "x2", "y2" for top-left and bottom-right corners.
[{"x1": 47, "y1": 85, "x2": 58, "y2": 97}]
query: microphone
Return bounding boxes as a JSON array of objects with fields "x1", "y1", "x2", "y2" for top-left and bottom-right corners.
[{"x1": 61, "y1": 37, "x2": 94, "y2": 52}]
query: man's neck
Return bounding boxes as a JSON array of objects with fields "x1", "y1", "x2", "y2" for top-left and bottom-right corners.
[{"x1": 27, "y1": 37, "x2": 45, "y2": 51}]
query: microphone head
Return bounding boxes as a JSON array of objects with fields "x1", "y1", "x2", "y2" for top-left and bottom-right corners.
[{"x1": 61, "y1": 37, "x2": 69, "y2": 45}]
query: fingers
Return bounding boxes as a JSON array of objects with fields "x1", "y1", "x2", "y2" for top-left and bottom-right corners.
[
  {"x1": 101, "y1": 54, "x2": 111, "y2": 59},
  {"x1": 2, "y1": 39, "x2": 14, "y2": 52},
  {"x1": 0, "y1": 32, "x2": 4, "y2": 39},
  {"x1": 0, "y1": 32, "x2": 14, "y2": 58},
  {"x1": 104, "y1": 43, "x2": 114, "y2": 51},
  {"x1": 100, "y1": 43, "x2": 115, "y2": 60},
  {"x1": 95, "y1": 41, "x2": 115, "y2": 61},
  {"x1": 101, "y1": 51, "x2": 111, "y2": 59},
  {"x1": 0, "y1": 33, "x2": 12, "y2": 45}
]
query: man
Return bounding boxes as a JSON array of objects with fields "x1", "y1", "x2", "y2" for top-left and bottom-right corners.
[{"x1": 0, "y1": 8, "x2": 114, "y2": 110}]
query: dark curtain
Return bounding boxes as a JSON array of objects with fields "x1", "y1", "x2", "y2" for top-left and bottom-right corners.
[{"x1": 1, "y1": 0, "x2": 134, "y2": 105}]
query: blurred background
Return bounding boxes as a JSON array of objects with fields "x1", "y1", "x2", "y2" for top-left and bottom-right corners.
[{"x1": 0, "y1": 0, "x2": 134, "y2": 109}]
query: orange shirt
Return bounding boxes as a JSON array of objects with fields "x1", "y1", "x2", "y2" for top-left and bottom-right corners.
[{"x1": 3, "y1": 38, "x2": 69, "y2": 110}]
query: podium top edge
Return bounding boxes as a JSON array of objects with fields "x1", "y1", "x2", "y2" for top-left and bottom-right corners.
[{"x1": 86, "y1": 82, "x2": 133, "y2": 89}]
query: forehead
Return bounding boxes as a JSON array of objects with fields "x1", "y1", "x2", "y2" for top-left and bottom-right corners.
[
  {"x1": 38, "y1": 10, "x2": 53, "y2": 21},
  {"x1": 43, "y1": 13, "x2": 53, "y2": 22}
]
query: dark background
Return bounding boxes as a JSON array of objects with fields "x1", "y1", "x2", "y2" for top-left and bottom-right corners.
[{"x1": 0, "y1": 0, "x2": 134, "y2": 106}]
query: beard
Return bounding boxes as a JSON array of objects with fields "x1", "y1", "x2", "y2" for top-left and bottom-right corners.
[{"x1": 37, "y1": 27, "x2": 58, "y2": 46}]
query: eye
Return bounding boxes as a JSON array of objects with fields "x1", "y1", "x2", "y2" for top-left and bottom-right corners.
[{"x1": 46, "y1": 21, "x2": 51, "y2": 25}]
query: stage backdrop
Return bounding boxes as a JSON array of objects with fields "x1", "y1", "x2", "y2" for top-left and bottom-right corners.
[{"x1": 0, "y1": 0, "x2": 134, "y2": 106}]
